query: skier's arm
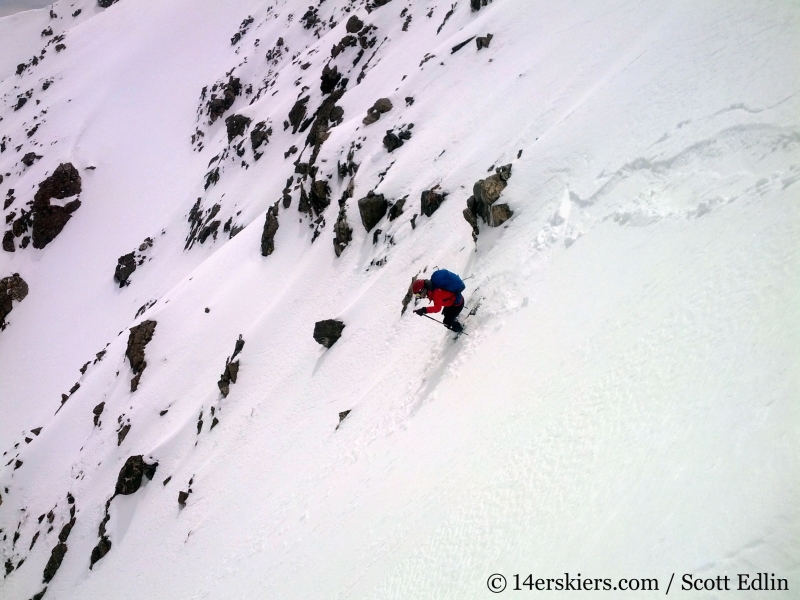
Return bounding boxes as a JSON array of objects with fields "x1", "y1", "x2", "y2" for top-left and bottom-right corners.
[{"x1": 426, "y1": 290, "x2": 444, "y2": 313}]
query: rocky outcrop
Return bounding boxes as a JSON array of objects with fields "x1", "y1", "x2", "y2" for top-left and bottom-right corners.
[
  {"x1": 90, "y1": 455, "x2": 157, "y2": 568},
  {"x1": 42, "y1": 514, "x2": 78, "y2": 583},
  {"x1": 225, "y1": 114, "x2": 251, "y2": 142},
  {"x1": 206, "y1": 76, "x2": 241, "y2": 123},
  {"x1": 358, "y1": 191, "x2": 388, "y2": 232},
  {"x1": 1, "y1": 273, "x2": 29, "y2": 330},
  {"x1": 420, "y1": 189, "x2": 447, "y2": 217},
  {"x1": 19, "y1": 163, "x2": 83, "y2": 249},
  {"x1": 288, "y1": 96, "x2": 310, "y2": 133},
  {"x1": 463, "y1": 164, "x2": 513, "y2": 239},
  {"x1": 218, "y1": 335, "x2": 245, "y2": 398},
  {"x1": 335, "y1": 409, "x2": 351, "y2": 430},
  {"x1": 126, "y1": 320, "x2": 157, "y2": 392},
  {"x1": 308, "y1": 179, "x2": 331, "y2": 215},
  {"x1": 362, "y1": 98, "x2": 392, "y2": 125},
  {"x1": 98, "y1": 0, "x2": 120, "y2": 7},
  {"x1": 250, "y1": 121, "x2": 272, "y2": 157},
  {"x1": 42, "y1": 541, "x2": 67, "y2": 583},
  {"x1": 320, "y1": 64, "x2": 342, "y2": 94},
  {"x1": 115, "y1": 455, "x2": 158, "y2": 495},
  {"x1": 22, "y1": 152, "x2": 42, "y2": 167},
  {"x1": 388, "y1": 197, "x2": 406, "y2": 221},
  {"x1": 313, "y1": 320, "x2": 345, "y2": 348},
  {"x1": 346, "y1": 15, "x2": 364, "y2": 33},
  {"x1": 332, "y1": 207, "x2": 353, "y2": 257},
  {"x1": 114, "y1": 252, "x2": 136, "y2": 287},
  {"x1": 93, "y1": 402, "x2": 105, "y2": 426},
  {"x1": 476, "y1": 33, "x2": 494, "y2": 49},
  {"x1": 260, "y1": 202, "x2": 280, "y2": 256}
]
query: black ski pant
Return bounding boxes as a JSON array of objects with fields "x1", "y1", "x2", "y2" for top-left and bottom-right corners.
[{"x1": 442, "y1": 303, "x2": 464, "y2": 328}]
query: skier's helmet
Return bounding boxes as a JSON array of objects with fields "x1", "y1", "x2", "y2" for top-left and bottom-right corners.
[{"x1": 412, "y1": 279, "x2": 426, "y2": 298}]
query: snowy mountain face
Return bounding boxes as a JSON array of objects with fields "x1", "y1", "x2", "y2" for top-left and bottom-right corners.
[{"x1": 0, "y1": 0, "x2": 798, "y2": 598}]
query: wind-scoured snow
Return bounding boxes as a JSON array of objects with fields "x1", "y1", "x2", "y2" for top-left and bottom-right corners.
[{"x1": 0, "y1": 0, "x2": 797, "y2": 599}]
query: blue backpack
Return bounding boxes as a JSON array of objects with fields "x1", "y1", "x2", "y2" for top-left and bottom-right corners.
[{"x1": 430, "y1": 269, "x2": 465, "y2": 294}]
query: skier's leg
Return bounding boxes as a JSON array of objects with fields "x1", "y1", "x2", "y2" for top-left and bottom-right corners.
[{"x1": 442, "y1": 305, "x2": 464, "y2": 330}]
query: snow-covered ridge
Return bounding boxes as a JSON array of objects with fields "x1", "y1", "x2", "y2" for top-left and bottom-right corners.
[{"x1": 0, "y1": 0, "x2": 798, "y2": 598}]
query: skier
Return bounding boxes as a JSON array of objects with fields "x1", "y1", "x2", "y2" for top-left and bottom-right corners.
[{"x1": 411, "y1": 270, "x2": 465, "y2": 333}]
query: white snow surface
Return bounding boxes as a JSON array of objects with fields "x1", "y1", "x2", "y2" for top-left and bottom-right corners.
[{"x1": 0, "y1": 0, "x2": 798, "y2": 598}]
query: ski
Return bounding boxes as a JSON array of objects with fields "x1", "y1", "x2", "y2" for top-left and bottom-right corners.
[{"x1": 453, "y1": 295, "x2": 483, "y2": 340}]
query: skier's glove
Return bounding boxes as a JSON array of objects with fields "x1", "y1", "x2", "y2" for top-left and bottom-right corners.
[{"x1": 414, "y1": 308, "x2": 427, "y2": 316}]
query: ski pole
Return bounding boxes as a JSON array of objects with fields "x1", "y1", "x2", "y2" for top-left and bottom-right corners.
[{"x1": 421, "y1": 313, "x2": 469, "y2": 335}]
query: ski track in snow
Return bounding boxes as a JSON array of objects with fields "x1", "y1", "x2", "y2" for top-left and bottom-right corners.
[{"x1": 0, "y1": 0, "x2": 798, "y2": 598}]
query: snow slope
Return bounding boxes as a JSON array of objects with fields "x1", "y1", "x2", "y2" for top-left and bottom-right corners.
[{"x1": 0, "y1": 0, "x2": 798, "y2": 598}]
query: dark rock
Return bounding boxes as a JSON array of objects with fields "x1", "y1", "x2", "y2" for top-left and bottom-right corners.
[
  {"x1": 30, "y1": 163, "x2": 82, "y2": 249},
  {"x1": 207, "y1": 77, "x2": 241, "y2": 123},
  {"x1": 464, "y1": 164, "x2": 513, "y2": 235},
  {"x1": 345, "y1": 15, "x2": 364, "y2": 33},
  {"x1": 2, "y1": 273, "x2": 28, "y2": 302},
  {"x1": 288, "y1": 96, "x2": 310, "y2": 133},
  {"x1": 331, "y1": 34, "x2": 358, "y2": 57},
  {"x1": 126, "y1": 320, "x2": 156, "y2": 391},
  {"x1": 93, "y1": 402, "x2": 104, "y2": 426},
  {"x1": 98, "y1": 0, "x2": 119, "y2": 8},
  {"x1": 308, "y1": 179, "x2": 330, "y2": 215},
  {"x1": 2, "y1": 231, "x2": 14, "y2": 253},
  {"x1": 388, "y1": 198, "x2": 406, "y2": 221},
  {"x1": 115, "y1": 455, "x2": 157, "y2": 496},
  {"x1": 14, "y1": 460, "x2": 23, "y2": 469},
  {"x1": 31, "y1": 205, "x2": 72, "y2": 249},
  {"x1": 58, "y1": 518, "x2": 76, "y2": 543},
  {"x1": 470, "y1": 0, "x2": 493, "y2": 10},
  {"x1": 463, "y1": 204, "x2": 480, "y2": 240},
  {"x1": 357, "y1": 192, "x2": 388, "y2": 232},
  {"x1": 114, "y1": 252, "x2": 136, "y2": 287},
  {"x1": 197, "y1": 219, "x2": 220, "y2": 244},
  {"x1": 304, "y1": 88, "x2": 346, "y2": 164},
  {"x1": 313, "y1": 320, "x2": 345, "y2": 348},
  {"x1": 204, "y1": 168, "x2": 220, "y2": 189},
  {"x1": 335, "y1": 410, "x2": 351, "y2": 430},
  {"x1": 14, "y1": 96, "x2": 27, "y2": 111},
  {"x1": 89, "y1": 537, "x2": 111, "y2": 567},
  {"x1": 225, "y1": 114, "x2": 251, "y2": 142},
  {"x1": 42, "y1": 542, "x2": 67, "y2": 583},
  {"x1": 362, "y1": 98, "x2": 393, "y2": 125},
  {"x1": 332, "y1": 207, "x2": 352, "y2": 257},
  {"x1": 383, "y1": 131, "x2": 403, "y2": 152},
  {"x1": 329, "y1": 105, "x2": 345, "y2": 125},
  {"x1": 22, "y1": 152, "x2": 41, "y2": 167},
  {"x1": 218, "y1": 335, "x2": 245, "y2": 397},
  {"x1": 490, "y1": 203, "x2": 513, "y2": 225},
  {"x1": 320, "y1": 64, "x2": 341, "y2": 94},
  {"x1": 420, "y1": 189, "x2": 447, "y2": 217},
  {"x1": 476, "y1": 33, "x2": 493, "y2": 50},
  {"x1": 250, "y1": 121, "x2": 272, "y2": 153},
  {"x1": 367, "y1": 0, "x2": 393, "y2": 10},
  {"x1": 260, "y1": 201, "x2": 280, "y2": 257},
  {"x1": 117, "y1": 424, "x2": 130, "y2": 445},
  {"x1": 30, "y1": 588, "x2": 48, "y2": 600},
  {"x1": 35, "y1": 163, "x2": 82, "y2": 203},
  {"x1": 451, "y1": 36, "x2": 476, "y2": 53},
  {"x1": 373, "y1": 98, "x2": 393, "y2": 113},
  {"x1": 178, "y1": 490, "x2": 189, "y2": 507}
]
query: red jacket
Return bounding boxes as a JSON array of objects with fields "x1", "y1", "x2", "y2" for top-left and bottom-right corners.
[{"x1": 424, "y1": 288, "x2": 463, "y2": 314}]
